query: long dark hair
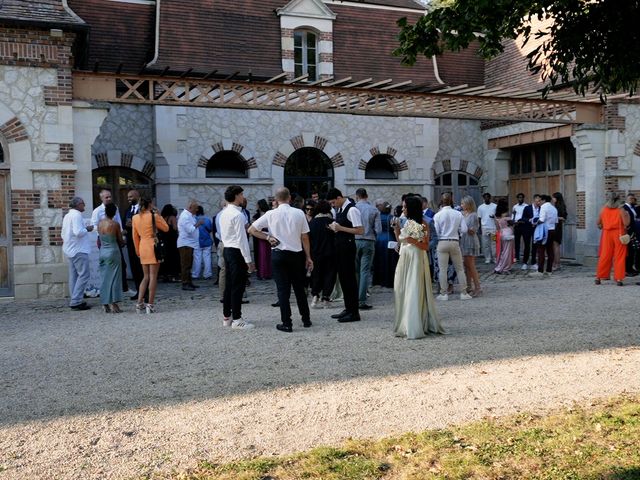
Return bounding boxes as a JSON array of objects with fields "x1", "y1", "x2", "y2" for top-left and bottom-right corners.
[
  {"x1": 405, "y1": 196, "x2": 423, "y2": 224},
  {"x1": 161, "y1": 203, "x2": 176, "y2": 217},
  {"x1": 552, "y1": 192, "x2": 567, "y2": 217}
]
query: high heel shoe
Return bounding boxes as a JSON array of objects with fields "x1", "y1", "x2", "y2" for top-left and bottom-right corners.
[
  {"x1": 135, "y1": 303, "x2": 146, "y2": 314},
  {"x1": 103, "y1": 305, "x2": 110, "y2": 313},
  {"x1": 110, "y1": 303, "x2": 122, "y2": 313},
  {"x1": 145, "y1": 303, "x2": 155, "y2": 314},
  {"x1": 472, "y1": 289, "x2": 483, "y2": 297}
]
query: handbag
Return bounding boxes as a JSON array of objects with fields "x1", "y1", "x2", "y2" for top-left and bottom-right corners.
[
  {"x1": 151, "y1": 212, "x2": 166, "y2": 263},
  {"x1": 620, "y1": 233, "x2": 631, "y2": 245}
]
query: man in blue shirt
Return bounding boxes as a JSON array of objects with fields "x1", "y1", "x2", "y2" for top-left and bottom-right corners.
[{"x1": 192, "y1": 206, "x2": 214, "y2": 280}]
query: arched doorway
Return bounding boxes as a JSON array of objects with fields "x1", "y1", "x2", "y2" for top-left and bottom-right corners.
[
  {"x1": 434, "y1": 171, "x2": 481, "y2": 206},
  {"x1": 0, "y1": 139, "x2": 12, "y2": 296},
  {"x1": 92, "y1": 166, "x2": 154, "y2": 211},
  {"x1": 284, "y1": 147, "x2": 334, "y2": 199}
]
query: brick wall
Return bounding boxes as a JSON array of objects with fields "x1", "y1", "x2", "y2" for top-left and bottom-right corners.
[
  {"x1": 0, "y1": 26, "x2": 75, "y2": 106},
  {"x1": 11, "y1": 190, "x2": 41, "y2": 245},
  {"x1": 0, "y1": 116, "x2": 28, "y2": 143},
  {"x1": 604, "y1": 102, "x2": 625, "y2": 131}
]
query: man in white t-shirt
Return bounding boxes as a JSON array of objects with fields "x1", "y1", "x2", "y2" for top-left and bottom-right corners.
[
  {"x1": 477, "y1": 192, "x2": 497, "y2": 263},
  {"x1": 249, "y1": 187, "x2": 313, "y2": 332}
]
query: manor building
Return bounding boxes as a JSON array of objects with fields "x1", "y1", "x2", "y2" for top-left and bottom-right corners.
[{"x1": 0, "y1": 0, "x2": 637, "y2": 298}]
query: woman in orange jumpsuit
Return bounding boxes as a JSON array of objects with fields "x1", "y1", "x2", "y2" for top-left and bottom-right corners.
[
  {"x1": 595, "y1": 192, "x2": 630, "y2": 286},
  {"x1": 133, "y1": 197, "x2": 169, "y2": 312}
]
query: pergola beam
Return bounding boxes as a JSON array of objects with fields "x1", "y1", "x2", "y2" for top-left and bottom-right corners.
[{"x1": 72, "y1": 72, "x2": 604, "y2": 124}]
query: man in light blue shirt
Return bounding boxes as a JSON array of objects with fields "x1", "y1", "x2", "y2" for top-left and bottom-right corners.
[
  {"x1": 355, "y1": 188, "x2": 381, "y2": 310},
  {"x1": 62, "y1": 196, "x2": 94, "y2": 310}
]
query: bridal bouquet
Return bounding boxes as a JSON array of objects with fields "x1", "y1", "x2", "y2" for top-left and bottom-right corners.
[{"x1": 400, "y1": 219, "x2": 425, "y2": 242}]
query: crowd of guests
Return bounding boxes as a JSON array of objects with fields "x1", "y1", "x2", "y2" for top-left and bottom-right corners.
[{"x1": 60, "y1": 185, "x2": 640, "y2": 338}]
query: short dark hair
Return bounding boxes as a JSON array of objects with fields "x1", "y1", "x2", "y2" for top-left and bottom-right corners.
[
  {"x1": 224, "y1": 185, "x2": 244, "y2": 202},
  {"x1": 105, "y1": 203, "x2": 117, "y2": 219},
  {"x1": 196, "y1": 205, "x2": 204, "y2": 216},
  {"x1": 517, "y1": 193, "x2": 525, "y2": 198},
  {"x1": 355, "y1": 188, "x2": 367, "y2": 199},
  {"x1": 315, "y1": 200, "x2": 331, "y2": 215},
  {"x1": 482, "y1": 192, "x2": 492, "y2": 198},
  {"x1": 326, "y1": 188, "x2": 343, "y2": 200}
]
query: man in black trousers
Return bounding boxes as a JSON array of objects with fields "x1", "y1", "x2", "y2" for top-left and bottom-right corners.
[
  {"x1": 125, "y1": 189, "x2": 144, "y2": 300},
  {"x1": 249, "y1": 187, "x2": 313, "y2": 332},
  {"x1": 326, "y1": 188, "x2": 364, "y2": 323}
]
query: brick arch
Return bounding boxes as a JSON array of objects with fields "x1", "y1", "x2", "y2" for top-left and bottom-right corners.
[
  {"x1": 0, "y1": 116, "x2": 28, "y2": 144},
  {"x1": 272, "y1": 134, "x2": 344, "y2": 168},
  {"x1": 92, "y1": 150, "x2": 155, "y2": 178},
  {"x1": 634, "y1": 140, "x2": 640, "y2": 157},
  {"x1": 431, "y1": 159, "x2": 484, "y2": 179},
  {"x1": 196, "y1": 140, "x2": 257, "y2": 173},
  {"x1": 357, "y1": 145, "x2": 408, "y2": 172}
]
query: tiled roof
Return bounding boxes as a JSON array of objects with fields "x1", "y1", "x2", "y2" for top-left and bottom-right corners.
[
  {"x1": 350, "y1": 0, "x2": 424, "y2": 9},
  {"x1": 0, "y1": 0, "x2": 86, "y2": 27}
]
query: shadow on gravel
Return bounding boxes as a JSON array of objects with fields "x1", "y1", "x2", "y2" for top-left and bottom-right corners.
[{"x1": 1, "y1": 266, "x2": 639, "y2": 426}]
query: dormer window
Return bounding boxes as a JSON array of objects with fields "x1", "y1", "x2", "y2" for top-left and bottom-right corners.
[{"x1": 294, "y1": 30, "x2": 318, "y2": 81}]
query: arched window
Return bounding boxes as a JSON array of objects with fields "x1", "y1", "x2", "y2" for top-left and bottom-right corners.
[
  {"x1": 365, "y1": 154, "x2": 397, "y2": 179},
  {"x1": 205, "y1": 151, "x2": 248, "y2": 178},
  {"x1": 284, "y1": 147, "x2": 334, "y2": 198},
  {"x1": 294, "y1": 29, "x2": 318, "y2": 81}
]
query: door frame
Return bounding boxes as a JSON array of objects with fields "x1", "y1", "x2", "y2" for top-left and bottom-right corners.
[{"x1": 0, "y1": 169, "x2": 13, "y2": 297}]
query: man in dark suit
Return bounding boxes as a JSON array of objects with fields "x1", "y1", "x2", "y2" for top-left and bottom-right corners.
[
  {"x1": 519, "y1": 194, "x2": 540, "y2": 270},
  {"x1": 326, "y1": 188, "x2": 364, "y2": 323},
  {"x1": 125, "y1": 189, "x2": 144, "y2": 300}
]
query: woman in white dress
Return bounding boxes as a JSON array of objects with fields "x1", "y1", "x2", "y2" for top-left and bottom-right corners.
[{"x1": 393, "y1": 196, "x2": 443, "y2": 339}]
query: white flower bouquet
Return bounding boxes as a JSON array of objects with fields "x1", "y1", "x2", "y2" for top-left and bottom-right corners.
[{"x1": 399, "y1": 219, "x2": 425, "y2": 242}]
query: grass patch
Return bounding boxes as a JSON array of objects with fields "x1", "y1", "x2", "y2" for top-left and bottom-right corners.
[{"x1": 168, "y1": 395, "x2": 640, "y2": 480}]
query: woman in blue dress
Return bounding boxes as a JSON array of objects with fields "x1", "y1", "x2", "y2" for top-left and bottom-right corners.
[{"x1": 98, "y1": 203, "x2": 124, "y2": 313}]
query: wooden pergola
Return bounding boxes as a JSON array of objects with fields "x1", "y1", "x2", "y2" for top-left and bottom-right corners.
[{"x1": 73, "y1": 72, "x2": 606, "y2": 124}]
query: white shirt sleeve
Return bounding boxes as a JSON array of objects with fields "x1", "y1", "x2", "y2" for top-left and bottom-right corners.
[
  {"x1": 72, "y1": 211, "x2": 88, "y2": 237},
  {"x1": 91, "y1": 207, "x2": 100, "y2": 229},
  {"x1": 178, "y1": 211, "x2": 197, "y2": 234},
  {"x1": 347, "y1": 206, "x2": 363, "y2": 227},
  {"x1": 236, "y1": 215, "x2": 252, "y2": 263}
]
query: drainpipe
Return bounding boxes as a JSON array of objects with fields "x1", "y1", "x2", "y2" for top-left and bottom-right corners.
[
  {"x1": 431, "y1": 56, "x2": 445, "y2": 85},
  {"x1": 145, "y1": 0, "x2": 161, "y2": 68}
]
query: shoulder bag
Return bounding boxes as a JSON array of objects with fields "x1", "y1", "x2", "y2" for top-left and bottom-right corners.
[{"x1": 151, "y1": 212, "x2": 166, "y2": 263}]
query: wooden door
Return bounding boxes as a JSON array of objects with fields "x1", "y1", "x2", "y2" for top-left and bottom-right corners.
[
  {"x1": 0, "y1": 171, "x2": 12, "y2": 296},
  {"x1": 562, "y1": 174, "x2": 577, "y2": 259}
]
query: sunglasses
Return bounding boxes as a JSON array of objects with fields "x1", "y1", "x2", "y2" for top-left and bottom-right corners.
[{"x1": 305, "y1": 207, "x2": 313, "y2": 211}]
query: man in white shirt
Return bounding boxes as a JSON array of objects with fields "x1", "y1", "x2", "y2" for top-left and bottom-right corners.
[
  {"x1": 62, "y1": 197, "x2": 94, "y2": 310},
  {"x1": 477, "y1": 192, "x2": 497, "y2": 263},
  {"x1": 249, "y1": 187, "x2": 313, "y2": 332},
  {"x1": 177, "y1": 199, "x2": 205, "y2": 291},
  {"x1": 530, "y1": 194, "x2": 558, "y2": 276},
  {"x1": 511, "y1": 193, "x2": 530, "y2": 265},
  {"x1": 433, "y1": 193, "x2": 472, "y2": 301},
  {"x1": 219, "y1": 185, "x2": 255, "y2": 329},
  {"x1": 326, "y1": 188, "x2": 364, "y2": 323}
]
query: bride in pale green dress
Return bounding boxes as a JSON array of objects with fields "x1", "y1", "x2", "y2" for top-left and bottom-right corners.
[
  {"x1": 98, "y1": 203, "x2": 124, "y2": 313},
  {"x1": 393, "y1": 196, "x2": 443, "y2": 339}
]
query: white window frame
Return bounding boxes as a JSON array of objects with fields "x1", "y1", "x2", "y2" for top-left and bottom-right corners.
[{"x1": 294, "y1": 29, "x2": 318, "y2": 81}]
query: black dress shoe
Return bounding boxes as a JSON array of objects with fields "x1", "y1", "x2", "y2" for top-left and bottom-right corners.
[
  {"x1": 130, "y1": 294, "x2": 139, "y2": 301},
  {"x1": 182, "y1": 284, "x2": 196, "y2": 291},
  {"x1": 242, "y1": 300, "x2": 250, "y2": 304},
  {"x1": 338, "y1": 313, "x2": 360, "y2": 323},
  {"x1": 302, "y1": 320, "x2": 312, "y2": 328},
  {"x1": 189, "y1": 283, "x2": 200, "y2": 288},
  {"x1": 70, "y1": 303, "x2": 91, "y2": 311},
  {"x1": 331, "y1": 309, "x2": 349, "y2": 319},
  {"x1": 359, "y1": 304, "x2": 373, "y2": 310},
  {"x1": 271, "y1": 301, "x2": 280, "y2": 307},
  {"x1": 276, "y1": 324, "x2": 293, "y2": 333}
]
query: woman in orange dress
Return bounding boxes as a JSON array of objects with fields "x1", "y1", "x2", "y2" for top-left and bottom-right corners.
[
  {"x1": 132, "y1": 198, "x2": 169, "y2": 313},
  {"x1": 595, "y1": 192, "x2": 630, "y2": 286}
]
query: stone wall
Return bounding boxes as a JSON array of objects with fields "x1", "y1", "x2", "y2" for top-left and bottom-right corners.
[
  {"x1": 0, "y1": 26, "x2": 77, "y2": 299},
  {"x1": 155, "y1": 106, "x2": 440, "y2": 215}
]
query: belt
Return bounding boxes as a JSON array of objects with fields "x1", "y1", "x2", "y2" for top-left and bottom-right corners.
[{"x1": 439, "y1": 239, "x2": 459, "y2": 241}]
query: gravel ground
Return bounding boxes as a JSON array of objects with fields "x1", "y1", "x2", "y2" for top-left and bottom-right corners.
[{"x1": 1, "y1": 264, "x2": 639, "y2": 479}]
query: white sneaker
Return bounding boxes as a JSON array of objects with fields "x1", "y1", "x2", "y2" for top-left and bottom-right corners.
[
  {"x1": 321, "y1": 299, "x2": 332, "y2": 308},
  {"x1": 460, "y1": 292, "x2": 473, "y2": 300},
  {"x1": 222, "y1": 317, "x2": 232, "y2": 327},
  {"x1": 311, "y1": 295, "x2": 320, "y2": 308},
  {"x1": 231, "y1": 319, "x2": 255, "y2": 330},
  {"x1": 484, "y1": 260, "x2": 491, "y2": 264},
  {"x1": 521, "y1": 263, "x2": 528, "y2": 271},
  {"x1": 436, "y1": 294, "x2": 449, "y2": 301}
]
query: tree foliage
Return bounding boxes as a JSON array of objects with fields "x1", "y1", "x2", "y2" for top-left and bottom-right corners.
[{"x1": 395, "y1": 0, "x2": 640, "y2": 99}]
